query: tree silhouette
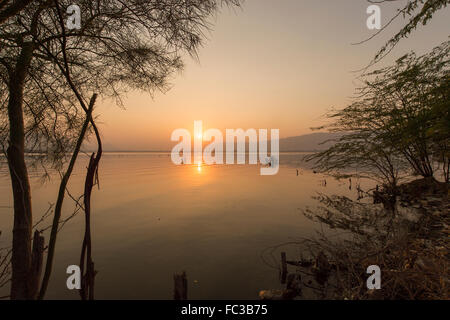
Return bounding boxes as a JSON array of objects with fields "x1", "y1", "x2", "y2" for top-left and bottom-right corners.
[
  {"x1": 307, "y1": 41, "x2": 449, "y2": 190},
  {"x1": 0, "y1": 0, "x2": 34, "y2": 25},
  {"x1": 361, "y1": 0, "x2": 450, "y2": 66},
  {"x1": 0, "y1": 0, "x2": 241, "y2": 299}
]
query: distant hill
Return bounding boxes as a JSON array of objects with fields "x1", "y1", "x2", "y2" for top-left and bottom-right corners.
[
  {"x1": 279, "y1": 132, "x2": 342, "y2": 152},
  {"x1": 85, "y1": 132, "x2": 342, "y2": 152}
]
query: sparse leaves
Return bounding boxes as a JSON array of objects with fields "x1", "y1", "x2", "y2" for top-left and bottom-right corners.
[{"x1": 307, "y1": 40, "x2": 450, "y2": 187}]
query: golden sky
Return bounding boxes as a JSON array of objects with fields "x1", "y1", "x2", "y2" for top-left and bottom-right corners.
[{"x1": 93, "y1": 0, "x2": 450, "y2": 151}]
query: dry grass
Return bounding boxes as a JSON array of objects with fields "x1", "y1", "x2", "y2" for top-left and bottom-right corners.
[{"x1": 296, "y1": 191, "x2": 449, "y2": 300}]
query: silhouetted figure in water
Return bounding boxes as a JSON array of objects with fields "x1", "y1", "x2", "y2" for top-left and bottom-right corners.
[
  {"x1": 349, "y1": 178, "x2": 352, "y2": 190},
  {"x1": 296, "y1": 169, "x2": 299, "y2": 176}
]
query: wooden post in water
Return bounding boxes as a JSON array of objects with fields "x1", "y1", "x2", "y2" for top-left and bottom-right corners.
[
  {"x1": 280, "y1": 252, "x2": 287, "y2": 284},
  {"x1": 29, "y1": 230, "x2": 44, "y2": 299},
  {"x1": 174, "y1": 271, "x2": 188, "y2": 300}
]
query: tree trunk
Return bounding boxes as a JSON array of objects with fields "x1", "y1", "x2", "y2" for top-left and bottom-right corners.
[{"x1": 7, "y1": 42, "x2": 34, "y2": 300}]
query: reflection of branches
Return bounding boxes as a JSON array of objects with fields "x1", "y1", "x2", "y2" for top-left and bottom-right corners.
[
  {"x1": 291, "y1": 194, "x2": 449, "y2": 299},
  {"x1": 304, "y1": 194, "x2": 394, "y2": 238},
  {"x1": 261, "y1": 241, "x2": 308, "y2": 271}
]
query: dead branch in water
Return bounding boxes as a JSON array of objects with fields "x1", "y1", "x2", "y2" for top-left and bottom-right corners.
[
  {"x1": 27, "y1": 230, "x2": 44, "y2": 299},
  {"x1": 38, "y1": 94, "x2": 97, "y2": 299},
  {"x1": 79, "y1": 113, "x2": 102, "y2": 300},
  {"x1": 174, "y1": 272, "x2": 188, "y2": 300}
]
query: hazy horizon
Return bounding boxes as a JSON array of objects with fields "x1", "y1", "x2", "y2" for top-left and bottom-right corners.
[{"x1": 82, "y1": 131, "x2": 339, "y2": 152}]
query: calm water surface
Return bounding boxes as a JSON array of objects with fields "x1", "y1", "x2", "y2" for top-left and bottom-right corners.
[{"x1": 0, "y1": 152, "x2": 359, "y2": 299}]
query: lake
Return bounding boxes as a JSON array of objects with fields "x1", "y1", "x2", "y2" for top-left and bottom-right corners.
[{"x1": 0, "y1": 152, "x2": 360, "y2": 299}]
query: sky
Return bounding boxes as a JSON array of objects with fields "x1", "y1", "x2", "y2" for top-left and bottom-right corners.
[{"x1": 93, "y1": 0, "x2": 450, "y2": 151}]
